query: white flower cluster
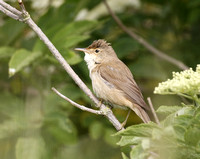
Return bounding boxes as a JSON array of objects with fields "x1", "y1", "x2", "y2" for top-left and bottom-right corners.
[{"x1": 154, "y1": 65, "x2": 200, "y2": 96}]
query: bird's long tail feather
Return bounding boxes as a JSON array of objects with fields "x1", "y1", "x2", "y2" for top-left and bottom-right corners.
[{"x1": 131, "y1": 106, "x2": 150, "y2": 123}]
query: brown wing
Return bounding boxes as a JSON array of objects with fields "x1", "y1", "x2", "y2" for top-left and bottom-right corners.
[{"x1": 98, "y1": 60, "x2": 149, "y2": 110}]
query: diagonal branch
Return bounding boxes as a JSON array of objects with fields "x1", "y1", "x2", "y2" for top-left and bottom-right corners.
[
  {"x1": 52, "y1": 87, "x2": 104, "y2": 115},
  {"x1": 0, "y1": 0, "x2": 21, "y2": 16},
  {"x1": 0, "y1": 5, "x2": 22, "y2": 21},
  {"x1": 103, "y1": 0, "x2": 189, "y2": 70},
  {"x1": 0, "y1": 0, "x2": 123, "y2": 131}
]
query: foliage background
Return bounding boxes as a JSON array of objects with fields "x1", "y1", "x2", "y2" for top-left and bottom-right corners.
[{"x1": 0, "y1": 0, "x2": 199, "y2": 159}]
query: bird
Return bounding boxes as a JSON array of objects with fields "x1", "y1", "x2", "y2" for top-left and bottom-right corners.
[{"x1": 75, "y1": 39, "x2": 150, "y2": 124}]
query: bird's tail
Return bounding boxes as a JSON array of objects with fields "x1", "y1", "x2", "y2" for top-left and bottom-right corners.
[{"x1": 131, "y1": 106, "x2": 150, "y2": 123}]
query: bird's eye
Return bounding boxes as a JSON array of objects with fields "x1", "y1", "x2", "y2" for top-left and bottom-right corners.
[{"x1": 95, "y1": 49, "x2": 100, "y2": 53}]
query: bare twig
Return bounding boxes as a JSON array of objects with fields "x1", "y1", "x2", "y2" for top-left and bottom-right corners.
[
  {"x1": 103, "y1": 0, "x2": 189, "y2": 70},
  {"x1": 52, "y1": 87, "x2": 104, "y2": 115},
  {"x1": 0, "y1": 0, "x2": 21, "y2": 16},
  {"x1": 147, "y1": 97, "x2": 160, "y2": 125},
  {"x1": 0, "y1": 0, "x2": 123, "y2": 131},
  {"x1": 0, "y1": 5, "x2": 22, "y2": 21}
]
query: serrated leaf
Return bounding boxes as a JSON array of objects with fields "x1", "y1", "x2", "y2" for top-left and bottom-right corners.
[
  {"x1": 0, "y1": 47, "x2": 15, "y2": 58},
  {"x1": 115, "y1": 122, "x2": 159, "y2": 137},
  {"x1": 174, "y1": 115, "x2": 193, "y2": 127},
  {"x1": 9, "y1": 49, "x2": 42, "y2": 77},
  {"x1": 15, "y1": 137, "x2": 46, "y2": 159},
  {"x1": 156, "y1": 105, "x2": 182, "y2": 116},
  {"x1": 117, "y1": 136, "x2": 143, "y2": 146}
]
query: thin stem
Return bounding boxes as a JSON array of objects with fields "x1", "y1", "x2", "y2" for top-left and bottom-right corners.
[
  {"x1": 103, "y1": 0, "x2": 189, "y2": 71},
  {"x1": 0, "y1": 5, "x2": 22, "y2": 21},
  {"x1": 192, "y1": 94, "x2": 200, "y2": 106},
  {"x1": 147, "y1": 97, "x2": 160, "y2": 125},
  {"x1": 52, "y1": 87, "x2": 104, "y2": 115},
  {"x1": 0, "y1": 0, "x2": 21, "y2": 16},
  {"x1": 177, "y1": 93, "x2": 193, "y2": 100}
]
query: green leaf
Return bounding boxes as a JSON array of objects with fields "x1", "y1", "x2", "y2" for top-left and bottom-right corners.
[
  {"x1": 162, "y1": 113, "x2": 176, "y2": 127},
  {"x1": 162, "y1": 108, "x2": 194, "y2": 127},
  {"x1": 0, "y1": 47, "x2": 15, "y2": 58},
  {"x1": 9, "y1": 49, "x2": 42, "y2": 77},
  {"x1": 115, "y1": 122, "x2": 159, "y2": 137},
  {"x1": 174, "y1": 115, "x2": 193, "y2": 127},
  {"x1": 173, "y1": 125, "x2": 186, "y2": 140},
  {"x1": 15, "y1": 137, "x2": 47, "y2": 159},
  {"x1": 152, "y1": 127, "x2": 163, "y2": 140},
  {"x1": 176, "y1": 106, "x2": 195, "y2": 116},
  {"x1": 117, "y1": 136, "x2": 143, "y2": 146},
  {"x1": 156, "y1": 105, "x2": 182, "y2": 116},
  {"x1": 185, "y1": 126, "x2": 200, "y2": 146}
]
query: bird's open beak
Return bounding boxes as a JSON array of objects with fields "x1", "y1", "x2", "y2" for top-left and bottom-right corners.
[{"x1": 75, "y1": 48, "x2": 88, "y2": 53}]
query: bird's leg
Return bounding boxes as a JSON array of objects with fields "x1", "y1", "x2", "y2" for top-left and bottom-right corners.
[{"x1": 121, "y1": 109, "x2": 131, "y2": 128}]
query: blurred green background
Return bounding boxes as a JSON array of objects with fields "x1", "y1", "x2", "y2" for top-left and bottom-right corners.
[{"x1": 0, "y1": 0, "x2": 199, "y2": 159}]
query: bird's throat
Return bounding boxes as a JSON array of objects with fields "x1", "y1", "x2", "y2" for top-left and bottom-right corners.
[{"x1": 84, "y1": 53, "x2": 100, "y2": 73}]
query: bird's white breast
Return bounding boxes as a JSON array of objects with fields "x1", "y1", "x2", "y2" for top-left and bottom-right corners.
[{"x1": 84, "y1": 53, "x2": 96, "y2": 76}]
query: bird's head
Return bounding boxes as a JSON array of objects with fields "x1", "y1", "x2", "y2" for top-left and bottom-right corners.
[{"x1": 75, "y1": 39, "x2": 117, "y2": 65}]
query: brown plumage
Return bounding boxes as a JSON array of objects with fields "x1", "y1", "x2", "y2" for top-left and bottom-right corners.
[{"x1": 75, "y1": 39, "x2": 150, "y2": 123}]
